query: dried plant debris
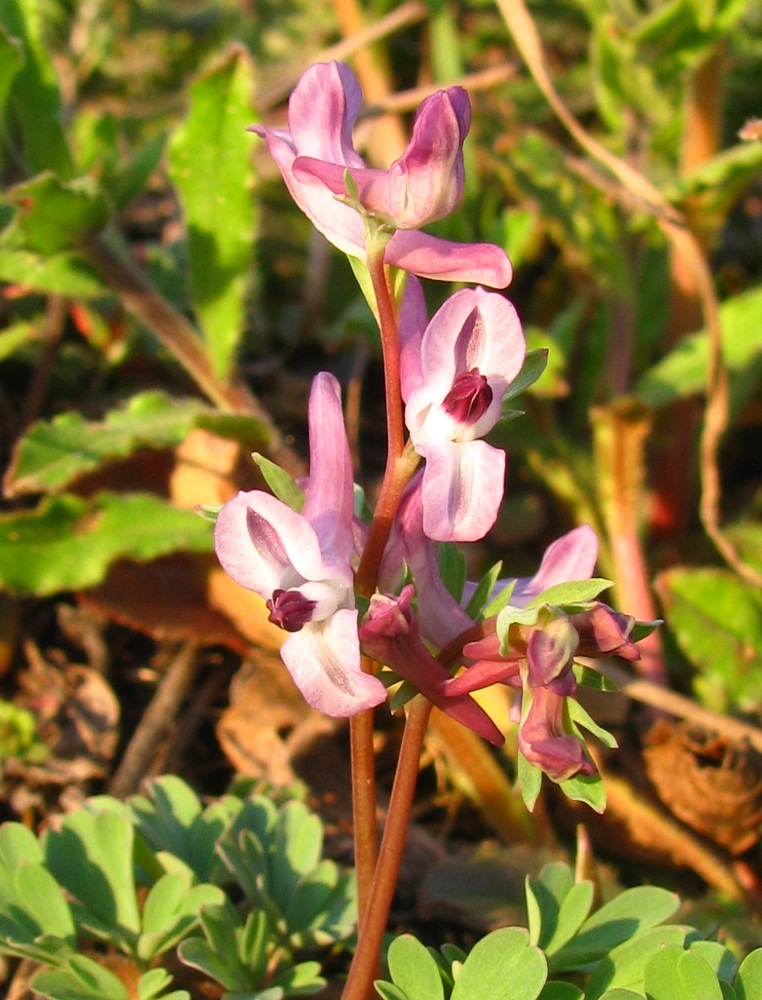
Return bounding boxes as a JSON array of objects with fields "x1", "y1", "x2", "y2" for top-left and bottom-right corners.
[{"x1": 644, "y1": 718, "x2": 762, "y2": 855}]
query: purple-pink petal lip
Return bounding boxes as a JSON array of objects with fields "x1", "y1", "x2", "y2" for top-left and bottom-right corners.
[
  {"x1": 442, "y1": 368, "x2": 493, "y2": 425},
  {"x1": 266, "y1": 589, "x2": 317, "y2": 632}
]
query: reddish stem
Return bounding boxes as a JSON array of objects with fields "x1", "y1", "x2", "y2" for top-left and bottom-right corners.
[
  {"x1": 350, "y1": 242, "x2": 418, "y2": 944},
  {"x1": 341, "y1": 697, "x2": 432, "y2": 1000}
]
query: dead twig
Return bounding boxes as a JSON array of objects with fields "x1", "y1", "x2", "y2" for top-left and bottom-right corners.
[
  {"x1": 598, "y1": 660, "x2": 762, "y2": 755},
  {"x1": 108, "y1": 641, "x2": 201, "y2": 798}
]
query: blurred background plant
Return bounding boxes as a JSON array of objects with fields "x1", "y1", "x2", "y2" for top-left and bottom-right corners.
[{"x1": 2, "y1": 0, "x2": 762, "y2": 991}]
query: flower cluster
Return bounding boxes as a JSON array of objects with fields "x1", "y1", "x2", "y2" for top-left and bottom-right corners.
[{"x1": 214, "y1": 61, "x2": 650, "y2": 790}]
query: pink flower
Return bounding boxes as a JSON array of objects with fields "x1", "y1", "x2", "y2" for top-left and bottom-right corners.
[
  {"x1": 379, "y1": 473, "x2": 473, "y2": 647},
  {"x1": 442, "y1": 525, "x2": 607, "y2": 781},
  {"x1": 251, "y1": 62, "x2": 512, "y2": 287},
  {"x1": 214, "y1": 373, "x2": 387, "y2": 717},
  {"x1": 518, "y1": 687, "x2": 595, "y2": 782},
  {"x1": 359, "y1": 586, "x2": 504, "y2": 746},
  {"x1": 462, "y1": 523, "x2": 601, "y2": 612},
  {"x1": 399, "y1": 276, "x2": 525, "y2": 541}
]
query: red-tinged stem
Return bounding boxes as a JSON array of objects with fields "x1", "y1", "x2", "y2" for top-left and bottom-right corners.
[
  {"x1": 349, "y1": 238, "x2": 418, "y2": 941},
  {"x1": 367, "y1": 242, "x2": 405, "y2": 463},
  {"x1": 354, "y1": 243, "x2": 419, "y2": 598},
  {"x1": 341, "y1": 696, "x2": 432, "y2": 1000},
  {"x1": 349, "y1": 695, "x2": 378, "y2": 924}
]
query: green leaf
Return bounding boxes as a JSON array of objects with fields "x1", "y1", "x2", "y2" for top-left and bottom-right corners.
[
  {"x1": 573, "y1": 664, "x2": 619, "y2": 691},
  {"x1": 566, "y1": 698, "x2": 618, "y2": 748},
  {"x1": 0, "y1": 246, "x2": 106, "y2": 296},
  {"x1": 558, "y1": 771, "x2": 607, "y2": 813},
  {"x1": 0, "y1": 25, "x2": 23, "y2": 121},
  {"x1": 271, "y1": 801, "x2": 323, "y2": 911},
  {"x1": 4, "y1": 392, "x2": 209, "y2": 496},
  {"x1": 438, "y1": 542, "x2": 467, "y2": 602},
  {"x1": 585, "y1": 926, "x2": 690, "y2": 999},
  {"x1": 178, "y1": 903, "x2": 252, "y2": 991},
  {"x1": 0, "y1": 320, "x2": 37, "y2": 362},
  {"x1": 137, "y1": 968, "x2": 190, "y2": 1000},
  {"x1": 526, "y1": 862, "x2": 576, "y2": 950},
  {"x1": 43, "y1": 810, "x2": 141, "y2": 945},
  {"x1": 0, "y1": 0, "x2": 72, "y2": 177},
  {"x1": 656, "y1": 566, "x2": 762, "y2": 711},
  {"x1": 545, "y1": 881, "x2": 595, "y2": 955},
  {"x1": 451, "y1": 927, "x2": 547, "y2": 1000},
  {"x1": 644, "y1": 944, "x2": 724, "y2": 1000},
  {"x1": 269, "y1": 960, "x2": 326, "y2": 995},
  {"x1": 482, "y1": 578, "x2": 517, "y2": 619},
  {"x1": 32, "y1": 954, "x2": 130, "y2": 1000},
  {"x1": 283, "y1": 860, "x2": 338, "y2": 936},
  {"x1": 0, "y1": 820, "x2": 42, "y2": 868},
  {"x1": 113, "y1": 133, "x2": 166, "y2": 211},
  {"x1": 168, "y1": 46, "x2": 257, "y2": 381},
  {"x1": 503, "y1": 348, "x2": 550, "y2": 402},
  {"x1": 4, "y1": 173, "x2": 108, "y2": 253},
  {"x1": 552, "y1": 887, "x2": 680, "y2": 973},
  {"x1": 253, "y1": 453, "x2": 305, "y2": 512},
  {"x1": 465, "y1": 560, "x2": 503, "y2": 619},
  {"x1": 526, "y1": 579, "x2": 613, "y2": 608},
  {"x1": 538, "y1": 984, "x2": 584, "y2": 1000},
  {"x1": 736, "y1": 949, "x2": 762, "y2": 1000},
  {"x1": 596, "y1": 992, "x2": 645, "y2": 1000},
  {"x1": 375, "y1": 984, "x2": 410, "y2": 1000},
  {"x1": 0, "y1": 492, "x2": 213, "y2": 595},
  {"x1": 518, "y1": 751, "x2": 543, "y2": 812},
  {"x1": 386, "y1": 934, "x2": 445, "y2": 1000},
  {"x1": 138, "y1": 876, "x2": 224, "y2": 961},
  {"x1": 689, "y1": 940, "x2": 738, "y2": 983},
  {"x1": 16, "y1": 864, "x2": 76, "y2": 943},
  {"x1": 131, "y1": 775, "x2": 242, "y2": 884},
  {"x1": 636, "y1": 286, "x2": 762, "y2": 413}
]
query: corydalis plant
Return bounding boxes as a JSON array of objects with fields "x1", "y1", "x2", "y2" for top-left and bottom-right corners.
[{"x1": 211, "y1": 59, "x2": 654, "y2": 1000}]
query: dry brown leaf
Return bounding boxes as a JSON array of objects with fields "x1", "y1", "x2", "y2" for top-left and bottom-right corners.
[
  {"x1": 80, "y1": 554, "x2": 251, "y2": 652},
  {"x1": 217, "y1": 650, "x2": 336, "y2": 785},
  {"x1": 644, "y1": 718, "x2": 762, "y2": 855},
  {"x1": 169, "y1": 427, "x2": 244, "y2": 509},
  {"x1": 206, "y1": 566, "x2": 285, "y2": 652}
]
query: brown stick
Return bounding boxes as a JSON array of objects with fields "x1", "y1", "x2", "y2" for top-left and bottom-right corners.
[{"x1": 108, "y1": 642, "x2": 201, "y2": 797}]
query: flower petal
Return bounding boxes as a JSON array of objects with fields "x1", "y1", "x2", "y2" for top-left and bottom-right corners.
[
  {"x1": 421, "y1": 440, "x2": 505, "y2": 542},
  {"x1": 518, "y1": 686, "x2": 595, "y2": 781},
  {"x1": 382, "y1": 88, "x2": 470, "y2": 227},
  {"x1": 286, "y1": 62, "x2": 365, "y2": 166},
  {"x1": 398, "y1": 275, "x2": 427, "y2": 403},
  {"x1": 359, "y1": 590, "x2": 504, "y2": 746},
  {"x1": 302, "y1": 372, "x2": 354, "y2": 562},
  {"x1": 214, "y1": 491, "x2": 349, "y2": 597},
  {"x1": 510, "y1": 524, "x2": 599, "y2": 606},
  {"x1": 386, "y1": 230, "x2": 513, "y2": 287},
  {"x1": 282, "y1": 610, "x2": 387, "y2": 717},
  {"x1": 253, "y1": 128, "x2": 366, "y2": 259},
  {"x1": 421, "y1": 287, "x2": 524, "y2": 404},
  {"x1": 379, "y1": 474, "x2": 473, "y2": 645}
]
